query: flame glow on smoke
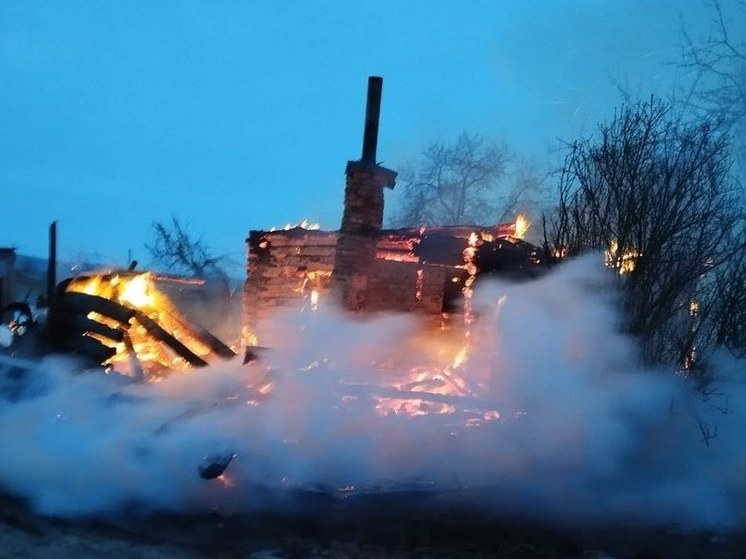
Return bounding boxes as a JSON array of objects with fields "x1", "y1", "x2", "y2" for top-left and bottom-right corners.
[{"x1": 0, "y1": 256, "x2": 744, "y2": 529}]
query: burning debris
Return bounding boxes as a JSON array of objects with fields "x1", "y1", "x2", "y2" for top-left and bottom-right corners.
[
  {"x1": 1, "y1": 268, "x2": 237, "y2": 384},
  {"x1": 49, "y1": 271, "x2": 237, "y2": 379}
]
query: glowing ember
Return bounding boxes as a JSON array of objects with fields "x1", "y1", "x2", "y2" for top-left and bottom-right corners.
[
  {"x1": 689, "y1": 299, "x2": 700, "y2": 317},
  {"x1": 461, "y1": 232, "x2": 480, "y2": 330},
  {"x1": 375, "y1": 250, "x2": 420, "y2": 262},
  {"x1": 242, "y1": 326, "x2": 259, "y2": 347},
  {"x1": 553, "y1": 246, "x2": 569, "y2": 259},
  {"x1": 360, "y1": 304, "x2": 507, "y2": 422},
  {"x1": 215, "y1": 474, "x2": 235, "y2": 488}
]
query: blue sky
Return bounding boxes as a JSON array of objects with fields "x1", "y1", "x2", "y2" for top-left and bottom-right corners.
[{"x1": 0, "y1": 0, "x2": 727, "y2": 268}]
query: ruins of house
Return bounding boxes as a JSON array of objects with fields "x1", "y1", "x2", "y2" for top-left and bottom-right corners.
[{"x1": 243, "y1": 78, "x2": 545, "y2": 328}]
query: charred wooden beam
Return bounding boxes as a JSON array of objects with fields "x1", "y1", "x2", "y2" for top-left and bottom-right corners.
[
  {"x1": 133, "y1": 310, "x2": 208, "y2": 367},
  {"x1": 187, "y1": 324, "x2": 236, "y2": 359},
  {"x1": 121, "y1": 332, "x2": 145, "y2": 381},
  {"x1": 68, "y1": 315, "x2": 126, "y2": 343},
  {"x1": 59, "y1": 292, "x2": 136, "y2": 324},
  {"x1": 64, "y1": 335, "x2": 117, "y2": 364},
  {"x1": 147, "y1": 295, "x2": 236, "y2": 359},
  {"x1": 243, "y1": 345, "x2": 270, "y2": 364}
]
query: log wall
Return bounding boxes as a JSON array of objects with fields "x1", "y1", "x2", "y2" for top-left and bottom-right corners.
[{"x1": 243, "y1": 228, "x2": 460, "y2": 329}]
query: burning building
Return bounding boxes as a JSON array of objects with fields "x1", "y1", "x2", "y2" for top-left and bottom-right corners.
[{"x1": 244, "y1": 77, "x2": 544, "y2": 329}]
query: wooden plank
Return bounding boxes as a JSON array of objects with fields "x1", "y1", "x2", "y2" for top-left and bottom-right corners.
[{"x1": 133, "y1": 311, "x2": 208, "y2": 367}]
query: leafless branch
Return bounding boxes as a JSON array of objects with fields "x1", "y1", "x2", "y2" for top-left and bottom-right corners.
[
  {"x1": 145, "y1": 216, "x2": 225, "y2": 278},
  {"x1": 547, "y1": 97, "x2": 745, "y2": 367},
  {"x1": 389, "y1": 133, "x2": 513, "y2": 227}
]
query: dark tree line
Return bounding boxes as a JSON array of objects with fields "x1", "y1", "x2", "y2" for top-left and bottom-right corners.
[{"x1": 545, "y1": 98, "x2": 746, "y2": 368}]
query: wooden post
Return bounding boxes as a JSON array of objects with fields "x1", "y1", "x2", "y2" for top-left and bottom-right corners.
[{"x1": 47, "y1": 221, "x2": 57, "y2": 305}]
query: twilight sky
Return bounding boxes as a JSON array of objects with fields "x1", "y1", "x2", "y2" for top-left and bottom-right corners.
[{"x1": 0, "y1": 0, "x2": 734, "y2": 268}]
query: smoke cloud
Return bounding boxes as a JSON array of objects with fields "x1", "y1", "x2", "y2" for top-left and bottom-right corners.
[{"x1": 0, "y1": 256, "x2": 744, "y2": 529}]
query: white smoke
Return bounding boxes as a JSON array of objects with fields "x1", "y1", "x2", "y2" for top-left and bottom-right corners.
[{"x1": 0, "y1": 255, "x2": 743, "y2": 528}]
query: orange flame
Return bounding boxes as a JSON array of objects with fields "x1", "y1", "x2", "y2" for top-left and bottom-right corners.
[
  {"x1": 514, "y1": 214, "x2": 530, "y2": 239},
  {"x1": 65, "y1": 272, "x2": 220, "y2": 379},
  {"x1": 605, "y1": 241, "x2": 639, "y2": 274}
]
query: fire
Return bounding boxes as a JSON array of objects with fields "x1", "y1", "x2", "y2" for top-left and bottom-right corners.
[
  {"x1": 65, "y1": 272, "x2": 230, "y2": 379},
  {"x1": 514, "y1": 214, "x2": 530, "y2": 239},
  {"x1": 553, "y1": 246, "x2": 569, "y2": 259},
  {"x1": 689, "y1": 299, "x2": 700, "y2": 317},
  {"x1": 296, "y1": 270, "x2": 332, "y2": 311},
  {"x1": 461, "y1": 232, "x2": 480, "y2": 330},
  {"x1": 605, "y1": 241, "x2": 639, "y2": 274},
  {"x1": 270, "y1": 220, "x2": 321, "y2": 231},
  {"x1": 371, "y1": 348, "x2": 500, "y2": 424},
  {"x1": 242, "y1": 326, "x2": 258, "y2": 347},
  {"x1": 364, "y1": 298, "x2": 504, "y2": 424},
  {"x1": 119, "y1": 274, "x2": 154, "y2": 308},
  {"x1": 452, "y1": 344, "x2": 468, "y2": 369},
  {"x1": 375, "y1": 250, "x2": 420, "y2": 263}
]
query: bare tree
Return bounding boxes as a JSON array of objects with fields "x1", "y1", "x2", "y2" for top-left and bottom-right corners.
[
  {"x1": 546, "y1": 98, "x2": 745, "y2": 367},
  {"x1": 389, "y1": 133, "x2": 512, "y2": 227},
  {"x1": 675, "y1": 1, "x2": 746, "y2": 364},
  {"x1": 712, "y1": 239, "x2": 746, "y2": 357},
  {"x1": 496, "y1": 159, "x2": 552, "y2": 225},
  {"x1": 678, "y1": 0, "x2": 746, "y2": 169},
  {"x1": 145, "y1": 217, "x2": 225, "y2": 278}
]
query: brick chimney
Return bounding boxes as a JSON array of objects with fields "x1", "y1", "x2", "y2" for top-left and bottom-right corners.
[{"x1": 333, "y1": 76, "x2": 397, "y2": 310}]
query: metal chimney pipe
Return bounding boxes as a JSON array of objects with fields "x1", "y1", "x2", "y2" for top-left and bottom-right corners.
[{"x1": 361, "y1": 76, "x2": 383, "y2": 164}]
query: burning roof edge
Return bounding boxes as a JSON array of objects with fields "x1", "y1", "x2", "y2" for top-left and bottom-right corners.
[{"x1": 247, "y1": 222, "x2": 519, "y2": 241}]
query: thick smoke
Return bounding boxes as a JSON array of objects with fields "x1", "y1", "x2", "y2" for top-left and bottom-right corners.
[{"x1": 0, "y1": 256, "x2": 743, "y2": 528}]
